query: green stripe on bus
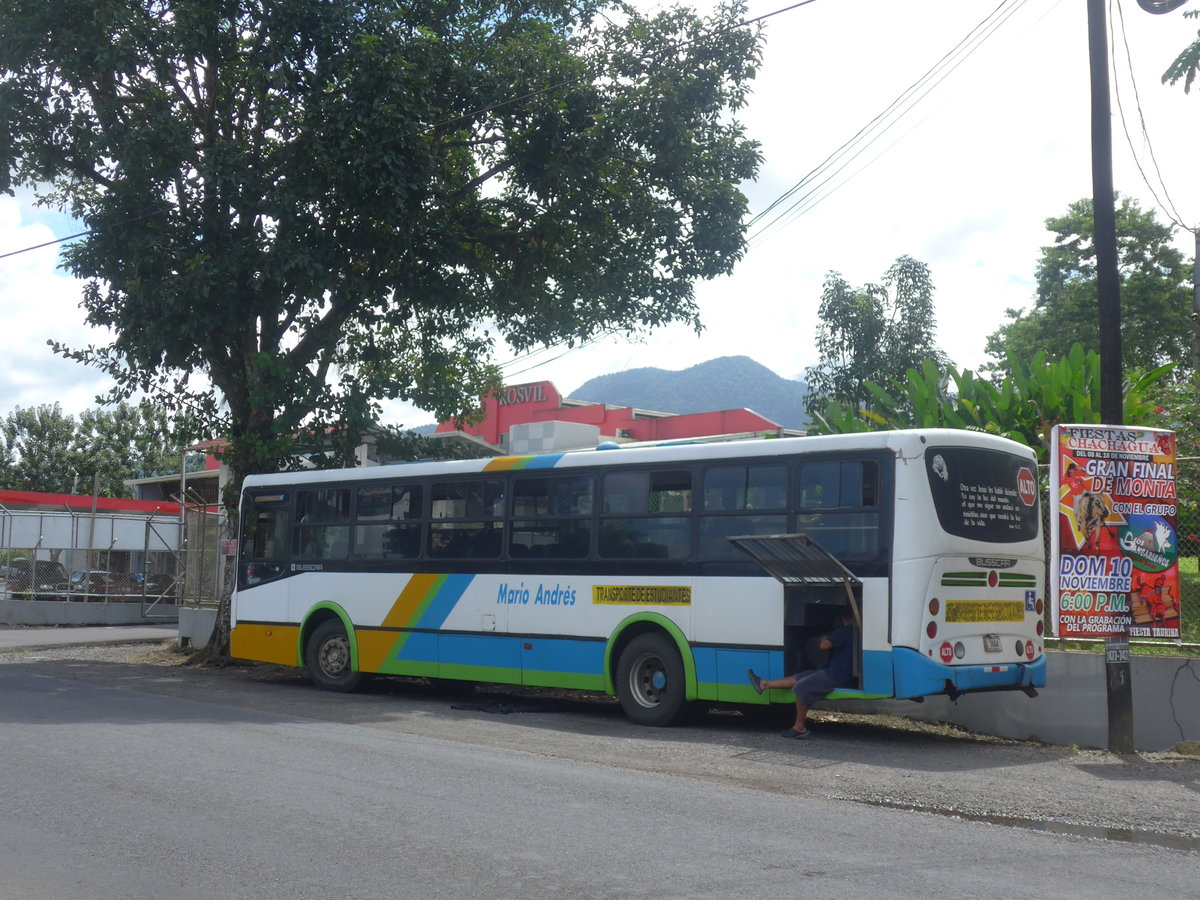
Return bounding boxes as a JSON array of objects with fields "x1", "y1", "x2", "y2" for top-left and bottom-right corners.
[
  {"x1": 437, "y1": 662, "x2": 523, "y2": 684},
  {"x1": 522, "y1": 670, "x2": 606, "y2": 691}
]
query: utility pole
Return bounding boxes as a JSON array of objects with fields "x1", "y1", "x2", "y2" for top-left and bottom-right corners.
[
  {"x1": 1193, "y1": 229, "x2": 1200, "y2": 373},
  {"x1": 1087, "y1": 0, "x2": 1135, "y2": 755}
]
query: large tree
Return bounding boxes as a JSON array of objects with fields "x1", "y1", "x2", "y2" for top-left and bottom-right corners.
[
  {"x1": 0, "y1": 0, "x2": 763, "y2": 504},
  {"x1": 984, "y1": 196, "x2": 1194, "y2": 376},
  {"x1": 803, "y1": 255, "x2": 948, "y2": 419},
  {"x1": 0, "y1": 404, "x2": 81, "y2": 494},
  {"x1": 0, "y1": 400, "x2": 195, "y2": 496}
]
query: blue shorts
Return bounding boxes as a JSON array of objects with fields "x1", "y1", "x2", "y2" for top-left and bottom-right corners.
[{"x1": 790, "y1": 669, "x2": 840, "y2": 705}]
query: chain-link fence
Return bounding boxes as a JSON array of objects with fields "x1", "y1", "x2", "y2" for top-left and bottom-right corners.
[
  {"x1": 1042, "y1": 457, "x2": 1198, "y2": 649},
  {"x1": 177, "y1": 505, "x2": 234, "y2": 609},
  {"x1": 1, "y1": 501, "x2": 233, "y2": 616},
  {"x1": 0, "y1": 506, "x2": 180, "y2": 613}
]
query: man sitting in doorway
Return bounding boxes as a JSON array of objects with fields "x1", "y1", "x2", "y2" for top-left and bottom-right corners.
[{"x1": 748, "y1": 612, "x2": 857, "y2": 740}]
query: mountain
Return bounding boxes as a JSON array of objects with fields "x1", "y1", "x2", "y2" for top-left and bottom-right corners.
[{"x1": 569, "y1": 356, "x2": 808, "y2": 429}]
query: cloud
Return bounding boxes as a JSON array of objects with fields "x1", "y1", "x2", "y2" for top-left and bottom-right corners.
[
  {"x1": 3, "y1": 0, "x2": 1197, "y2": 424},
  {"x1": 0, "y1": 198, "x2": 116, "y2": 415}
]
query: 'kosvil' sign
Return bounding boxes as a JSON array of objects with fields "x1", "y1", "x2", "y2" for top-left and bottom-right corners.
[{"x1": 496, "y1": 384, "x2": 547, "y2": 406}]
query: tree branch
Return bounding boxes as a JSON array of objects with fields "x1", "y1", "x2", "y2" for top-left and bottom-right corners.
[{"x1": 453, "y1": 158, "x2": 518, "y2": 200}]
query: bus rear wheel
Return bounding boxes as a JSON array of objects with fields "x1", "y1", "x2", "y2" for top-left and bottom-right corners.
[
  {"x1": 615, "y1": 633, "x2": 691, "y2": 726},
  {"x1": 305, "y1": 618, "x2": 362, "y2": 693}
]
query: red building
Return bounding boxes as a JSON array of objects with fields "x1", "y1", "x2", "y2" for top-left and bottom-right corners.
[{"x1": 433, "y1": 380, "x2": 800, "y2": 455}]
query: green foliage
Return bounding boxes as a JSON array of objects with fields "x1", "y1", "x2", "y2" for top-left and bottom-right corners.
[
  {"x1": 372, "y1": 427, "x2": 492, "y2": 464},
  {"x1": 0, "y1": 401, "x2": 201, "y2": 496},
  {"x1": 1163, "y1": 9, "x2": 1200, "y2": 92},
  {"x1": 0, "y1": 404, "x2": 80, "y2": 494},
  {"x1": 0, "y1": 0, "x2": 764, "y2": 505},
  {"x1": 1146, "y1": 376, "x2": 1200, "y2": 571},
  {"x1": 985, "y1": 196, "x2": 1194, "y2": 375},
  {"x1": 808, "y1": 345, "x2": 1174, "y2": 462},
  {"x1": 804, "y1": 255, "x2": 948, "y2": 420},
  {"x1": 1147, "y1": 373, "x2": 1200, "y2": 460}
]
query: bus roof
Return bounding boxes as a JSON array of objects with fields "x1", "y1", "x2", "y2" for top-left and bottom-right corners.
[{"x1": 241, "y1": 429, "x2": 1036, "y2": 490}]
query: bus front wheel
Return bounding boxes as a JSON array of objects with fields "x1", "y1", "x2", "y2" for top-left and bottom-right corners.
[
  {"x1": 305, "y1": 619, "x2": 362, "y2": 693},
  {"x1": 615, "y1": 633, "x2": 691, "y2": 726}
]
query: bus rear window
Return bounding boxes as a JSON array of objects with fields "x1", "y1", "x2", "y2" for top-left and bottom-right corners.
[{"x1": 925, "y1": 447, "x2": 1039, "y2": 542}]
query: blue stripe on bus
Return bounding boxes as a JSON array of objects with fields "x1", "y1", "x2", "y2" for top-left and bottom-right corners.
[
  {"x1": 862, "y1": 649, "x2": 894, "y2": 695},
  {"x1": 695, "y1": 647, "x2": 896, "y2": 700},
  {"x1": 694, "y1": 646, "x2": 786, "y2": 702},
  {"x1": 395, "y1": 631, "x2": 604, "y2": 677},
  {"x1": 395, "y1": 631, "x2": 439, "y2": 663},
  {"x1": 438, "y1": 632, "x2": 522, "y2": 670},
  {"x1": 519, "y1": 454, "x2": 565, "y2": 469},
  {"x1": 413, "y1": 573, "x2": 475, "y2": 630},
  {"x1": 521, "y1": 637, "x2": 606, "y2": 675},
  {"x1": 891, "y1": 647, "x2": 1047, "y2": 698}
]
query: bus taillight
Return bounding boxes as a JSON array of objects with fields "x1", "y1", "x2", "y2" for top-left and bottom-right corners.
[
  {"x1": 927, "y1": 621, "x2": 938, "y2": 639},
  {"x1": 987, "y1": 570, "x2": 998, "y2": 588},
  {"x1": 1036, "y1": 620, "x2": 1044, "y2": 636}
]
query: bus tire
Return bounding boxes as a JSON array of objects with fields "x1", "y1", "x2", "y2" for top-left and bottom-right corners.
[
  {"x1": 615, "y1": 632, "x2": 691, "y2": 726},
  {"x1": 305, "y1": 618, "x2": 362, "y2": 693}
]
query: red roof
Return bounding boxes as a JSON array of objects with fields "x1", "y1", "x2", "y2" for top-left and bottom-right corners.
[
  {"x1": 0, "y1": 489, "x2": 181, "y2": 515},
  {"x1": 435, "y1": 379, "x2": 782, "y2": 445}
]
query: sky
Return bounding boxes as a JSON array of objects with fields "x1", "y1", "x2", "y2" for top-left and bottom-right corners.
[{"x1": 1, "y1": 0, "x2": 1198, "y2": 428}]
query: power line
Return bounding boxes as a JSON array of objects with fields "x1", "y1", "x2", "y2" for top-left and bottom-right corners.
[
  {"x1": 498, "y1": 330, "x2": 618, "y2": 379},
  {"x1": 1110, "y1": 0, "x2": 1192, "y2": 230},
  {"x1": 747, "y1": 0, "x2": 1023, "y2": 235},
  {"x1": 745, "y1": 0, "x2": 1032, "y2": 248},
  {"x1": 0, "y1": 229, "x2": 89, "y2": 261}
]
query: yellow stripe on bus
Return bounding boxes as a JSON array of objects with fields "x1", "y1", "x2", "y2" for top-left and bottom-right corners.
[
  {"x1": 944, "y1": 600, "x2": 1025, "y2": 623},
  {"x1": 356, "y1": 629, "x2": 398, "y2": 673},
  {"x1": 381, "y1": 573, "x2": 443, "y2": 629},
  {"x1": 230, "y1": 623, "x2": 302, "y2": 667}
]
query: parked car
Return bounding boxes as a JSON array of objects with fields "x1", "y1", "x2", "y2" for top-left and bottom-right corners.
[
  {"x1": 0, "y1": 559, "x2": 70, "y2": 600},
  {"x1": 142, "y1": 573, "x2": 177, "y2": 602},
  {"x1": 131, "y1": 571, "x2": 178, "y2": 598},
  {"x1": 68, "y1": 569, "x2": 135, "y2": 600}
]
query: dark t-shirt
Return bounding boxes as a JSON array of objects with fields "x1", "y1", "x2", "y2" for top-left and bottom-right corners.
[{"x1": 824, "y1": 623, "x2": 857, "y2": 686}]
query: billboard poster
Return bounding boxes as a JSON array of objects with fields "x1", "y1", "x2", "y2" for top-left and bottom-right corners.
[{"x1": 1050, "y1": 425, "x2": 1179, "y2": 639}]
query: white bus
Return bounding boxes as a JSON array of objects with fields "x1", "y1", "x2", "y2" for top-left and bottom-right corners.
[{"x1": 231, "y1": 429, "x2": 1046, "y2": 725}]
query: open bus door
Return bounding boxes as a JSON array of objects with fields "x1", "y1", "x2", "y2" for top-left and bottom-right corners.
[{"x1": 728, "y1": 533, "x2": 862, "y2": 687}]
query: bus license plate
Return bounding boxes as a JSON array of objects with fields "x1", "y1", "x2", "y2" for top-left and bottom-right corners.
[{"x1": 984, "y1": 634, "x2": 1002, "y2": 653}]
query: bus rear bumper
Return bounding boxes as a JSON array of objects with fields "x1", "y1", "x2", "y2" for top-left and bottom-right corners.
[{"x1": 892, "y1": 648, "x2": 1047, "y2": 700}]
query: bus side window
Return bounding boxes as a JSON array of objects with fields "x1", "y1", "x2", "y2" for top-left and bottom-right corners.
[
  {"x1": 599, "y1": 469, "x2": 691, "y2": 559},
  {"x1": 242, "y1": 496, "x2": 289, "y2": 585},
  {"x1": 429, "y1": 479, "x2": 504, "y2": 559},
  {"x1": 296, "y1": 488, "x2": 351, "y2": 560},
  {"x1": 699, "y1": 465, "x2": 788, "y2": 560},
  {"x1": 797, "y1": 461, "x2": 879, "y2": 559},
  {"x1": 352, "y1": 483, "x2": 424, "y2": 560},
  {"x1": 511, "y1": 475, "x2": 593, "y2": 559}
]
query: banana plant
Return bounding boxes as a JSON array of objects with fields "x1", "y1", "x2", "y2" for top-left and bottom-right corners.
[{"x1": 806, "y1": 344, "x2": 1174, "y2": 462}]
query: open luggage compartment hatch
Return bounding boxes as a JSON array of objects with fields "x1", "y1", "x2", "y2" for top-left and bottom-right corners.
[{"x1": 728, "y1": 533, "x2": 862, "y2": 682}]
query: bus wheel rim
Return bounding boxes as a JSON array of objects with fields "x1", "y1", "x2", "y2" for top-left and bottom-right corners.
[
  {"x1": 320, "y1": 635, "x2": 350, "y2": 676},
  {"x1": 630, "y1": 653, "x2": 666, "y2": 707}
]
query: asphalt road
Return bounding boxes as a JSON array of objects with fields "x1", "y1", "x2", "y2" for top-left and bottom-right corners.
[{"x1": 0, "y1": 649, "x2": 1197, "y2": 899}]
